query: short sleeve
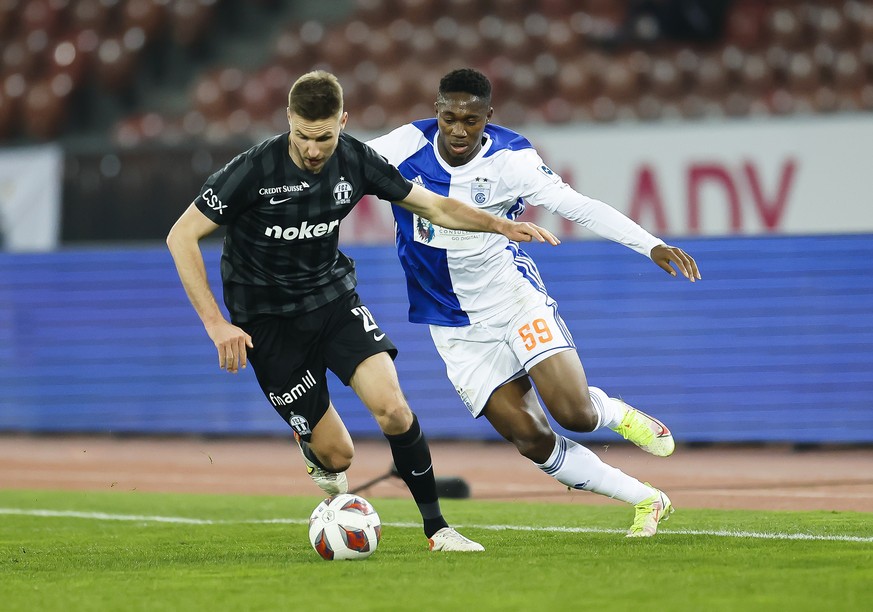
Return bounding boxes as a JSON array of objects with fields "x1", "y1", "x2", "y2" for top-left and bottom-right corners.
[
  {"x1": 359, "y1": 141, "x2": 414, "y2": 203},
  {"x1": 194, "y1": 152, "x2": 257, "y2": 225}
]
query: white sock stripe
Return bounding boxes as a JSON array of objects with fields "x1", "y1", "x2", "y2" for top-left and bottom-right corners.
[
  {"x1": 588, "y1": 388, "x2": 605, "y2": 431},
  {"x1": 2, "y1": 508, "x2": 870, "y2": 543},
  {"x1": 539, "y1": 436, "x2": 568, "y2": 476}
]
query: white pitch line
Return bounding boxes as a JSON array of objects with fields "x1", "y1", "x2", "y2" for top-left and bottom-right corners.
[
  {"x1": 0, "y1": 508, "x2": 223, "y2": 525},
  {"x1": 1, "y1": 508, "x2": 871, "y2": 543}
]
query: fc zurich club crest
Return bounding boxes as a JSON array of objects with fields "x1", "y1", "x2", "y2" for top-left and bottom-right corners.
[
  {"x1": 333, "y1": 177, "x2": 352, "y2": 205},
  {"x1": 288, "y1": 413, "x2": 312, "y2": 437},
  {"x1": 471, "y1": 178, "x2": 491, "y2": 205}
]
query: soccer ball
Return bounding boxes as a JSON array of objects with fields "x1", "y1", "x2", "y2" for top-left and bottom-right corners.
[{"x1": 308, "y1": 493, "x2": 382, "y2": 560}]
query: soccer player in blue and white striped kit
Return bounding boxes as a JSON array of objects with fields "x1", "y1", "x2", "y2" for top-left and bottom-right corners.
[{"x1": 368, "y1": 68, "x2": 701, "y2": 537}]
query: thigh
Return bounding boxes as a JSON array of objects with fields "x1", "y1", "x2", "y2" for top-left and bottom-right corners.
[
  {"x1": 243, "y1": 315, "x2": 330, "y2": 442},
  {"x1": 429, "y1": 321, "x2": 525, "y2": 418},
  {"x1": 528, "y1": 349, "x2": 596, "y2": 427},
  {"x1": 323, "y1": 291, "x2": 398, "y2": 385}
]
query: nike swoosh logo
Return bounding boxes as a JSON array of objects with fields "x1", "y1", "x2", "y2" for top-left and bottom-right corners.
[
  {"x1": 411, "y1": 464, "x2": 432, "y2": 477},
  {"x1": 373, "y1": 332, "x2": 385, "y2": 341},
  {"x1": 269, "y1": 196, "x2": 293, "y2": 204}
]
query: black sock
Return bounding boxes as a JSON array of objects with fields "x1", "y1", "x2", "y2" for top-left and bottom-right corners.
[{"x1": 384, "y1": 413, "x2": 449, "y2": 538}]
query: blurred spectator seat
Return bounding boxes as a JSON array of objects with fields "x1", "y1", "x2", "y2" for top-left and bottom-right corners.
[
  {"x1": 399, "y1": 0, "x2": 436, "y2": 25},
  {"x1": 769, "y1": 7, "x2": 807, "y2": 50},
  {"x1": 601, "y1": 54, "x2": 638, "y2": 104},
  {"x1": 2, "y1": 73, "x2": 27, "y2": 136},
  {"x1": 353, "y1": 0, "x2": 395, "y2": 26},
  {"x1": 69, "y1": 0, "x2": 112, "y2": 32},
  {"x1": 171, "y1": 0, "x2": 216, "y2": 48},
  {"x1": 22, "y1": 77, "x2": 67, "y2": 139},
  {"x1": 123, "y1": 0, "x2": 167, "y2": 39},
  {"x1": 0, "y1": 89, "x2": 14, "y2": 139},
  {"x1": 695, "y1": 53, "x2": 729, "y2": 97},
  {"x1": 20, "y1": 0, "x2": 62, "y2": 37},
  {"x1": 492, "y1": 0, "x2": 532, "y2": 21},
  {"x1": 555, "y1": 55, "x2": 602, "y2": 102},
  {"x1": 812, "y1": 5, "x2": 852, "y2": 48},
  {"x1": 832, "y1": 49, "x2": 865, "y2": 91},
  {"x1": 724, "y1": 0, "x2": 768, "y2": 49},
  {"x1": 191, "y1": 71, "x2": 227, "y2": 120},
  {"x1": 240, "y1": 75, "x2": 272, "y2": 122},
  {"x1": 741, "y1": 52, "x2": 775, "y2": 94},
  {"x1": 649, "y1": 56, "x2": 682, "y2": 98},
  {"x1": 787, "y1": 52, "x2": 819, "y2": 93},
  {"x1": 3, "y1": 38, "x2": 41, "y2": 77},
  {"x1": 1, "y1": 0, "x2": 871, "y2": 145},
  {"x1": 0, "y1": 0, "x2": 21, "y2": 39},
  {"x1": 321, "y1": 27, "x2": 357, "y2": 73},
  {"x1": 95, "y1": 28, "x2": 146, "y2": 93}
]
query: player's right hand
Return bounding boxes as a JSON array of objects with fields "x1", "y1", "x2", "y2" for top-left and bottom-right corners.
[
  {"x1": 503, "y1": 220, "x2": 560, "y2": 245},
  {"x1": 205, "y1": 320, "x2": 254, "y2": 374}
]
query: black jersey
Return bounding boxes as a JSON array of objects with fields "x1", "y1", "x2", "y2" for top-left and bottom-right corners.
[{"x1": 194, "y1": 132, "x2": 413, "y2": 322}]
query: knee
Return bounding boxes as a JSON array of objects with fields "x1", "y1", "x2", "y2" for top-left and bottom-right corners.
[
  {"x1": 510, "y1": 428, "x2": 557, "y2": 464},
  {"x1": 329, "y1": 456, "x2": 353, "y2": 473},
  {"x1": 373, "y1": 400, "x2": 413, "y2": 436},
  {"x1": 556, "y1": 410, "x2": 599, "y2": 433},
  {"x1": 550, "y1": 394, "x2": 599, "y2": 433},
  {"x1": 320, "y1": 446, "x2": 354, "y2": 473},
  {"x1": 310, "y1": 426, "x2": 354, "y2": 472}
]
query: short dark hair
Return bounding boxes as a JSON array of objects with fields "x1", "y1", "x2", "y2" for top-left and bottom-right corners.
[
  {"x1": 438, "y1": 68, "x2": 492, "y2": 103},
  {"x1": 288, "y1": 70, "x2": 344, "y2": 121}
]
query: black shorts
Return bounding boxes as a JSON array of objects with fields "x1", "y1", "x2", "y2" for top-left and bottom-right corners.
[{"x1": 241, "y1": 290, "x2": 397, "y2": 441}]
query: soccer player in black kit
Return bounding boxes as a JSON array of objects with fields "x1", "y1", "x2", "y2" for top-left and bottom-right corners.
[{"x1": 167, "y1": 70, "x2": 557, "y2": 552}]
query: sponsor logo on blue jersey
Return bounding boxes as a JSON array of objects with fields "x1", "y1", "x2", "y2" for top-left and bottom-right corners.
[{"x1": 416, "y1": 216, "x2": 435, "y2": 243}]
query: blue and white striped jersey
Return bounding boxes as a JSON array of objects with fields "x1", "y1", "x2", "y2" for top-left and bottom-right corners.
[{"x1": 367, "y1": 119, "x2": 663, "y2": 327}]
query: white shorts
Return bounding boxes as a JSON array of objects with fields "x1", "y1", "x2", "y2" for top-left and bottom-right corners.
[{"x1": 429, "y1": 291, "x2": 575, "y2": 417}]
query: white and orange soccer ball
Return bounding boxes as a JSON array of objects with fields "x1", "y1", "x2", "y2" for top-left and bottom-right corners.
[{"x1": 308, "y1": 494, "x2": 382, "y2": 560}]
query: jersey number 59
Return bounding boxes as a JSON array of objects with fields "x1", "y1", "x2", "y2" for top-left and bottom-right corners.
[{"x1": 518, "y1": 318, "x2": 553, "y2": 351}]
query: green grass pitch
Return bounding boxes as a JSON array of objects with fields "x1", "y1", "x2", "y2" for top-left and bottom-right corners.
[{"x1": 1, "y1": 489, "x2": 871, "y2": 611}]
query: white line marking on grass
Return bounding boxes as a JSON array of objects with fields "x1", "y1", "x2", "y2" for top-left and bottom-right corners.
[
  {"x1": 663, "y1": 528, "x2": 873, "y2": 542},
  {"x1": 699, "y1": 489, "x2": 873, "y2": 500},
  {"x1": 468, "y1": 523, "x2": 873, "y2": 543},
  {"x1": 0, "y1": 508, "x2": 223, "y2": 524},
  {"x1": 2, "y1": 508, "x2": 871, "y2": 543}
]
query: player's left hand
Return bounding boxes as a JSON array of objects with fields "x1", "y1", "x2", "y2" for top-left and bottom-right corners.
[
  {"x1": 651, "y1": 243, "x2": 700, "y2": 282},
  {"x1": 504, "y1": 221, "x2": 561, "y2": 245}
]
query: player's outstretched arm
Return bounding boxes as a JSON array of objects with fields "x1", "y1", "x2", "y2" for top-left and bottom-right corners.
[
  {"x1": 498, "y1": 219, "x2": 560, "y2": 245},
  {"x1": 397, "y1": 183, "x2": 560, "y2": 245},
  {"x1": 167, "y1": 203, "x2": 254, "y2": 373},
  {"x1": 651, "y1": 244, "x2": 701, "y2": 282}
]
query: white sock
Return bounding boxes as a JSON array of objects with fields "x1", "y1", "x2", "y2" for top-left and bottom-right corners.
[
  {"x1": 536, "y1": 435, "x2": 655, "y2": 505},
  {"x1": 588, "y1": 386, "x2": 627, "y2": 430}
]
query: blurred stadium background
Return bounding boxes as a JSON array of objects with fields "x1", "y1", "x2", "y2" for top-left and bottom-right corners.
[{"x1": 1, "y1": 0, "x2": 871, "y2": 444}]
